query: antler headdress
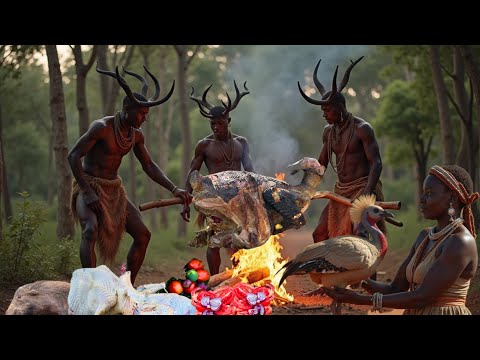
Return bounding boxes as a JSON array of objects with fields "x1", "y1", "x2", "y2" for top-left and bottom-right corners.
[
  {"x1": 96, "y1": 64, "x2": 175, "y2": 107},
  {"x1": 189, "y1": 80, "x2": 250, "y2": 119},
  {"x1": 298, "y1": 56, "x2": 364, "y2": 105}
]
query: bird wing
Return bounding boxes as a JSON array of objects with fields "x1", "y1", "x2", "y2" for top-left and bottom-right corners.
[
  {"x1": 278, "y1": 236, "x2": 380, "y2": 287},
  {"x1": 295, "y1": 236, "x2": 380, "y2": 272}
]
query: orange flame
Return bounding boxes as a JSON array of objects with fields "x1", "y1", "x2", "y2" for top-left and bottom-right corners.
[
  {"x1": 230, "y1": 234, "x2": 294, "y2": 303},
  {"x1": 229, "y1": 172, "x2": 293, "y2": 303}
]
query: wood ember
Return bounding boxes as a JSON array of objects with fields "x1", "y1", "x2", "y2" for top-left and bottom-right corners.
[
  {"x1": 213, "y1": 267, "x2": 270, "y2": 289},
  {"x1": 209, "y1": 269, "x2": 233, "y2": 288}
]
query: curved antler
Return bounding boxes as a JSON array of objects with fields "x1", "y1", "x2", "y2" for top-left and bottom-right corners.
[
  {"x1": 190, "y1": 80, "x2": 250, "y2": 118},
  {"x1": 122, "y1": 66, "x2": 148, "y2": 97},
  {"x1": 190, "y1": 85, "x2": 214, "y2": 118},
  {"x1": 298, "y1": 65, "x2": 338, "y2": 106},
  {"x1": 114, "y1": 66, "x2": 174, "y2": 108},
  {"x1": 221, "y1": 92, "x2": 233, "y2": 116},
  {"x1": 229, "y1": 80, "x2": 250, "y2": 112},
  {"x1": 143, "y1": 65, "x2": 160, "y2": 101},
  {"x1": 97, "y1": 63, "x2": 174, "y2": 107},
  {"x1": 338, "y1": 56, "x2": 364, "y2": 92},
  {"x1": 220, "y1": 80, "x2": 250, "y2": 116},
  {"x1": 299, "y1": 53, "x2": 364, "y2": 106},
  {"x1": 313, "y1": 59, "x2": 327, "y2": 96},
  {"x1": 96, "y1": 62, "x2": 117, "y2": 79}
]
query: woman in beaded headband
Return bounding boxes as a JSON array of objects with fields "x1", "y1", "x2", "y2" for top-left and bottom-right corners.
[{"x1": 323, "y1": 164, "x2": 478, "y2": 315}]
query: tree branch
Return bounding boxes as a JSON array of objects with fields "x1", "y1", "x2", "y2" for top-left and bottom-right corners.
[
  {"x1": 186, "y1": 45, "x2": 202, "y2": 69},
  {"x1": 468, "y1": 78, "x2": 474, "y2": 126},
  {"x1": 412, "y1": 144, "x2": 421, "y2": 164},
  {"x1": 446, "y1": 89, "x2": 467, "y2": 126},
  {"x1": 440, "y1": 62, "x2": 454, "y2": 79},
  {"x1": 84, "y1": 45, "x2": 98, "y2": 73},
  {"x1": 174, "y1": 45, "x2": 183, "y2": 56},
  {"x1": 425, "y1": 135, "x2": 433, "y2": 160}
]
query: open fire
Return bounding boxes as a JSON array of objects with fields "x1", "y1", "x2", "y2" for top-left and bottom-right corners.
[
  {"x1": 230, "y1": 233, "x2": 294, "y2": 303},
  {"x1": 227, "y1": 172, "x2": 293, "y2": 303}
]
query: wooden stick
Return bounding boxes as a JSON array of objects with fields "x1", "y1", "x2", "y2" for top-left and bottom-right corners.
[
  {"x1": 139, "y1": 197, "x2": 183, "y2": 211},
  {"x1": 140, "y1": 190, "x2": 402, "y2": 212},
  {"x1": 311, "y1": 191, "x2": 401, "y2": 210}
]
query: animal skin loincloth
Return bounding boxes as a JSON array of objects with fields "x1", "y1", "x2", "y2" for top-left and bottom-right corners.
[
  {"x1": 327, "y1": 176, "x2": 385, "y2": 238},
  {"x1": 71, "y1": 174, "x2": 128, "y2": 263}
]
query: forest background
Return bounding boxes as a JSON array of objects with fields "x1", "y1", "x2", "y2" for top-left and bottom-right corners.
[{"x1": 0, "y1": 44, "x2": 478, "y2": 284}]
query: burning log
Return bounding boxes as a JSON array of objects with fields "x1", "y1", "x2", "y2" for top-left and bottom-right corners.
[
  {"x1": 216, "y1": 276, "x2": 242, "y2": 288},
  {"x1": 213, "y1": 267, "x2": 270, "y2": 289},
  {"x1": 208, "y1": 269, "x2": 234, "y2": 288}
]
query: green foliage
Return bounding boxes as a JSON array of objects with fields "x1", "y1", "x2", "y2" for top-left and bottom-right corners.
[
  {"x1": 54, "y1": 237, "x2": 79, "y2": 275},
  {"x1": 373, "y1": 80, "x2": 438, "y2": 167},
  {"x1": 382, "y1": 175, "x2": 417, "y2": 211},
  {"x1": 0, "y1": 192, "x2": 55, "y2": 283},
  {"x1": 0, "y1": 45, "x2": 42, "y2": 81},
  {"x1": 0, "y1": 192, "x2": 79, "y2": 283},
  {"x1": 387, "y1": 206, "x2": 431, "y2": 254},
  {"x1": 4, "y1": 122, "x2": 49, "y2": 194}
]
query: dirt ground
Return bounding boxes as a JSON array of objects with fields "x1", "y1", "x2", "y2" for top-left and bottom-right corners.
[{"x1": 1, "y1": 229, "x2": 480, "y2": 315}]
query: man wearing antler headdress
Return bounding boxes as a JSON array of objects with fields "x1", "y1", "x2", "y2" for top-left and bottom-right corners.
[
  {"x1": 298, "y1": 57, "x2": 385, "y2": 246},
  {"x1": 182, "y1": 81, "x2": 255, "y2": 275},
  {"x1": 68, "y1": 65, "x2": 191, "y2": 285}
]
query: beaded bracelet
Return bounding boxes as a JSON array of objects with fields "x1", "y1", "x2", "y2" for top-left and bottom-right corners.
[{"x1": 371, "y1": 292, "x2": 383, "y2": 313}]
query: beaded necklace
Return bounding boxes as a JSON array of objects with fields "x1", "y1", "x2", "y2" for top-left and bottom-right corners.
[
  {"x1": 114, "y1": 112, "x2": 135, "y2": 150},
  {"x1": 409, "y1": 218, "x2": 463, "y2": 291},
  {"x1": 214, "y1": 131, "x2": 235, "y2": 168},
  {"x1": 327, "y1": 113, "x2": 355, "y2": 174}
]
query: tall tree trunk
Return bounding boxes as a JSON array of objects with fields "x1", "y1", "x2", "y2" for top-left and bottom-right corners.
[
  {"x1": 156, "y1": 52, "x2": 170, "y2": 228},
  {"x1": 450, "y1": 47, "x2": 478, "y2": 197},
  {"x1": 459, "y1": 45, "x2": 480, "y2": 194},
  {"x1": 97, "y1": 45, "x2": 109, "y2": 114},
  {"x1": 160, "y1": 94, "x2": 175, "y2": 228},
  {"x1": 453, "y1": 48, "x2": 470, "y2": 171},
  {"x1": 0, "y1": 104, "x2": 12, "y2": 223},
  {"x1": 139, "y1": 47, "x2": 157, "y2": 229},
  {"x1": 47, "y1": 126, "x2": 55, "y2": 205},
  {"x1": 174, "y1": 45, "x2": 201, "y2": 236},
  {"x1": 430, "y1": 45, "x2": 455, "y2": 164},
  {"x1": 45, "y1": 45, "x2": 75, "y2": 241},
  {"x1": 106, "y1": 45, "x2": 136, "y2": 115},
  {"x1": 0, "y1": 103, "x2": 3, "y2": 234},
  {"x1": 73, "y1": 45, "x2": 97, "y2": 136}
]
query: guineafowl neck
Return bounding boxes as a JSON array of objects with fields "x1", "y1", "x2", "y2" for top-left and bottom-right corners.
[
  {"x1": 297, "y1": 172, "x2": 323, "y2": 197},
  {"x1": 361, "y1": 212, "x2": 388, "y2": 256}
]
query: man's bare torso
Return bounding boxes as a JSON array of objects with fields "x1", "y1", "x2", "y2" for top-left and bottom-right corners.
[
  {"x1": 326, "y1": 117, "x2": 370, "y2": 183},
  {"x1": 202, "y1": 133, "x2": 245, "y2": 174},
  {"x1": 83, "y1": 117, "x2": 137, "y2": 180}
]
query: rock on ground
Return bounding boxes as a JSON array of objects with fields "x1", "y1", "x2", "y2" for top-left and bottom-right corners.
[{"x1": 6, "y1": 280, "x2": 70, "y2": 315}]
